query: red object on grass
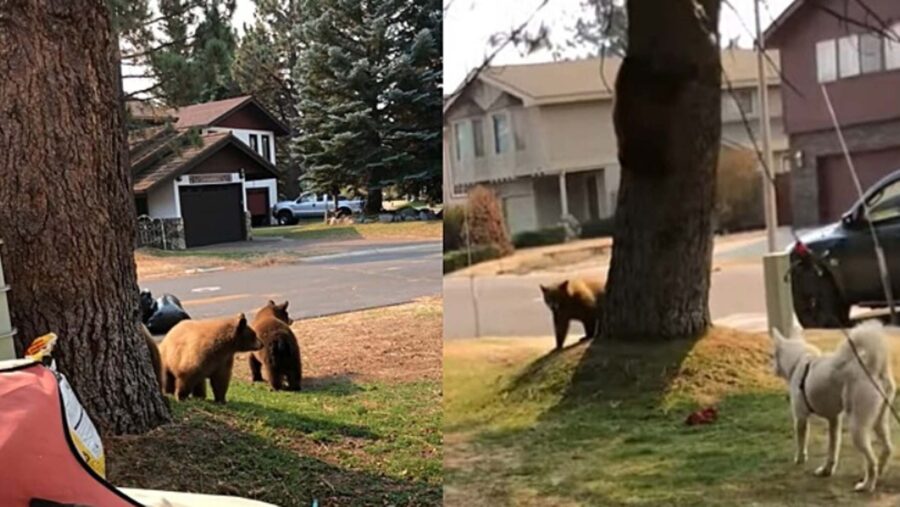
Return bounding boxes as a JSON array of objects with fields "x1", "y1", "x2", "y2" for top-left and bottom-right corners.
[{"x1": 685, "y1": 406, "x2": 718, "y2": 426}]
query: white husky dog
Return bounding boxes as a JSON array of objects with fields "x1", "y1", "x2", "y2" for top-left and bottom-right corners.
[{"x1": 770, "y1": 320, "x2": 896, "y2": 492}]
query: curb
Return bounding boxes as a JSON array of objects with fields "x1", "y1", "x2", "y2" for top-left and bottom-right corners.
[{"x1": 298, "y1": 242, "x2": 441, "y2": 262}]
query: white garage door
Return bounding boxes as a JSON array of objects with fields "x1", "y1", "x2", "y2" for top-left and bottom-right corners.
[{"x1": 502, "y1": 195, "x2": 537, "y2": 235}]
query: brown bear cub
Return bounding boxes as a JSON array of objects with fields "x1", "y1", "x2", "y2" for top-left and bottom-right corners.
[
  {"x1": 159, "y1": 313, "x2": 262, "y2": 403},
  {"x1": 141, "y1": 323, "x2": 163, "y2": 390},
  {"x1": 249, "y1": 300, "x2": 302, "y2": 391},
  {"x1": 539, "y1": 278, "x2": 605, "y2": 350}
]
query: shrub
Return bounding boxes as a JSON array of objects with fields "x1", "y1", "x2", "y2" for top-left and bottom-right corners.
[
  {"x1": 716, "y1": 147, "x2": 764, "y2": 233},
  {"x1": 512, "y1": 226, "x2": 567, "y2": 249},
  {"x1": 464, "y1": 186, "x2": 513, "y2": 256},
  {"x1": 443, "y1": 244, "x2": 502, "y2": 274},
  {"x1": 580, "y1": 217, "x2": 615, "y2": 239},
  {"x1": 443, "y1": 206, "x2": 465, "y2": 252}
]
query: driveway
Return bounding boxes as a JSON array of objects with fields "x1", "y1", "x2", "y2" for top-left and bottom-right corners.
[{"x1": 141, "y1": 241, "x2": 442, "y2": 321}]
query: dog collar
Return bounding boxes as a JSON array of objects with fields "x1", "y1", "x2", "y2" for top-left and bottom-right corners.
[{"x1": 799, "y1": 360, "x2": 816, "y2": 414}]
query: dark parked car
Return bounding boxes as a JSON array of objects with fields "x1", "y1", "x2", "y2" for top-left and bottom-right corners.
[{"x1": 790, "y1": 169, "x2": 900, "y2": 328}]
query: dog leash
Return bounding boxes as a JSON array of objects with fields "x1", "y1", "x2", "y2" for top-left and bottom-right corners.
[{"x1": 799, "y1": 360, "x2": 816, "y2": 414}]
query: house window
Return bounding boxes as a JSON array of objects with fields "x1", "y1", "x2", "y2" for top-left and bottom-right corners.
[
  {"x1": 472, "y1": 119, "x2": 485, "y2": 158},
  {"x1": 816, "y1": 39, "x2": 837, "y2": 82},
  {"x1": 453, "y1": 121, "x2": 473, "y2": 161},
  {"x1": 732, "y1": 89, "x2": 755, "y2": 114},
  {"x1": 860, "y1": 33, "x2": 884, "y2": 73},
  {"x1": 261, "y1": 134, "x2": 271, "y2": 160},
  {"x1": 492, "y1": 113, "x2": 510, "y2": 154},
  {"x1": 886, "y1": 22, "x2": 900, "y2": 70},
  {"x1": 512, "y1": 111, "x2": 526, "y2": 151},
  {"x1": 249, "y1": 134, "x2": 259, "y2": 152},
  {"x1": 838, "y1": 35, "x2": 860, "y2": 78}
]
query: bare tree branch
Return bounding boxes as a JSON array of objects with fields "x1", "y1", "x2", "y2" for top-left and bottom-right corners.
[{"x1": 445, "y1": 0, "x2": 550, "y2": 105}]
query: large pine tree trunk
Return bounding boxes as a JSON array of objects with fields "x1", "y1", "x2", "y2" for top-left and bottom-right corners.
[
  {"x1": 604, "y1": 0, "x2": 722, "y2": 340},
  {"x1": 0, "y1": 0, "x2": 170, "y2": 434}
]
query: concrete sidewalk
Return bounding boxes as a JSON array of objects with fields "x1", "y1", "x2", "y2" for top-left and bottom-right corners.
[{"x1": 449, "y1": 228, "x2": 787, "y2": 279}]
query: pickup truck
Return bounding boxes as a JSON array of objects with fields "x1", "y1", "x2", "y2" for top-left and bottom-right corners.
[{"x1": 271, "y1": 192, "x2": 364, "y2": 225}]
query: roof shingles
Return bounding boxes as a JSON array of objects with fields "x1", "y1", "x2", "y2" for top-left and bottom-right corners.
[
  {"x1": 454, "y1": 48, "x2": 780, "y2": 109},
  {"x1": 173, "y1": 96, "x2": 252, "y2": 129},
  {"x1": 133, "y1": 132, "x2": 231, "y2": 193}
]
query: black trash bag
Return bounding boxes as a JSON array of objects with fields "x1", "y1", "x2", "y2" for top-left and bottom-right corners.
[
  {"x1": 139, "y1": 289, "x2": 157, "y2": 324},
  {"x1": 146, "y1": 293, "x2": 190, "y2": 335}
]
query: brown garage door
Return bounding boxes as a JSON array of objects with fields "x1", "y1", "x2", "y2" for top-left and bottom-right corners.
[
  {"x1": 246, "y1": 188, "x2": 270, "y2": 226},
  {"x1": 817, "y1": 148, "x2": 900, "y2": 223},
  {"x1": 179, "y1": 184, "x2": 245, "y2": 247}
]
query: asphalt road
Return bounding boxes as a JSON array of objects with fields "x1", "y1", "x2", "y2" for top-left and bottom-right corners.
[
  {"x1": 443, "y1": 233, "x2": 787, "y2": 339},
  {"x1": 140, "y1": 242, "x2": 442, "y2": 321}
]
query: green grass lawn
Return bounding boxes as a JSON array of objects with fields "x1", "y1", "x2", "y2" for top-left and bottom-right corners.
[
  {"x1": 253, "y1": 220, "x2": 442, "y2": 242},
  {"x1": 108, "y1": 299, "x2": 443, "y2": 506},
  {"x1": 108, "y1": 378, "x2": 441, "y2": 506},
  {"x1": 444, "y1": 331, "x2": 900, "y2": 506}
]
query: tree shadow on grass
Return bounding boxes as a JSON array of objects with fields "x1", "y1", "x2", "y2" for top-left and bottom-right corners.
[
  {"x1": 107, "y1": 404, "x2": 440, "y2": 507},
  {"x1": 502, "y1": 333, "x2": 702, "y2": 416},
  {"x1": 461, "y1": 328, "x2": 900, "y2": 505},
  {"x1": 221, "y1": 399, "x2": 376, "y2": 440},
  {"x1": 242, "y1": 373, "x2": 365, "y2": 396}
]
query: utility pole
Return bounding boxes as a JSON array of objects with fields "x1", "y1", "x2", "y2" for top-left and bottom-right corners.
[
  {"x1": 755, "y1": 0, "x2": 778, "y2": 252},
  {"x1": 756, "y1": 0, "x2": 793, "y2": 336}
]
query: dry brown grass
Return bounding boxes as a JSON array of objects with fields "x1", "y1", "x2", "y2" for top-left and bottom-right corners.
[
  {"x1": 232, "y1": 297, "x2": 443, "y2": 386},
  {"x1": 135, "y1": 250, "x2": 310, "y2": 280}
]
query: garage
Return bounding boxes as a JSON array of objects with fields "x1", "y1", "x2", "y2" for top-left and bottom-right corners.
[
  {"x1": 817, "y1": 147, "x2": 900, "y2": 223},
  {"x1": 246, "y1": 187, "x2": 271, "y2": 227},
  {"x1": 179, "y1": 184, "x2": 245, "y2": 247}
]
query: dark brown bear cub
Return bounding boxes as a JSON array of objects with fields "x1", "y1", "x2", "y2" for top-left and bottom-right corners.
[
  {"x1": 141, "y1": 323, "x2": 163, "y2": 390},
  {"x1": 540, "y1": 278, "x2": 605, "y2": 350},
  {"x1": 159, "y1": 313, "x2": 262, "y2": 403},
  {"x1": 249, "y1": 300, "x2": 302, "y2": 391}
]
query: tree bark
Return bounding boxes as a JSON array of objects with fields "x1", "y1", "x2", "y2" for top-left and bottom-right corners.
[
  {"x1": 365, "y1": 187, "x2": 383, "y2": 215},
  {"x1": 604, "y1": 0, "x2": 722, "y2": 340},
  {"x1": 0, "y1": 0, "x2": 171, "y2": 434}
]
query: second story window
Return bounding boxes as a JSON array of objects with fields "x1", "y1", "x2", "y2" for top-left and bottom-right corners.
[
  {"x1": 732, "y1": 89, "x2": 755, "y2": 114},
  {"x1": 838, "y1": 35, "x2": 860, "y2": 78},
  {"x1": 453, "y1": 121, "x2": 473, "y2": 162},
  {"x1": 818, "y1": 25, "x2": 900, "y2": 83},
  {"x1": 472, "y1": 119, "x2": 485, "y2": 158},
  {"x1": 249, "y1": 134, "x2": 259, "y2": 152},
  {"x1": 492, "y1": 113, "x2": 510, "y2": 154},
  {"x1": 261, "y1": 134, "x2": 271, "y2": 161},
  {"x1": 817, "y1": 39, "x2": 837, "y2": 82},
  {"x1": 860, "y1": 33, "x2": 884, "y2": 73},
  {"x1": 887, "y1": 23, "x2": 900, "y2": 70}
]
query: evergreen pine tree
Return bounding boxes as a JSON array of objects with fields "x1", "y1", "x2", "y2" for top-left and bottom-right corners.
[
  {"x1": 149, "y1": 0, "x2": 240, "y2": 106},
  {"x1": 291, "y1": 0, "x2": 442, "y2": 213},
  {"x1": 382, "y1": 0, "x2": 443, "y2": 203},
  {"x1": 232, "y1": 0, "x2": 304, "y2": 197},
  {"x1": 116, "y1": 0, "x2": 241, "y2": 106},
  {"x1": 292, "y1": 0, "x2": 390, "y2": 212}
]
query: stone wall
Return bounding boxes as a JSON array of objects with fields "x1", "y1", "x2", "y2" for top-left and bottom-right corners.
[
  {"x1": 244, "y1": 211, "x2": 253, "y2": 241},
  {"x1": 136, "y1": 215, "x2": 186, "y2": 250}
]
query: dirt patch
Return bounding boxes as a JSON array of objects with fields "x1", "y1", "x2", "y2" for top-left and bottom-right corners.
[
  {"x1": 232, "y1": 297, "x2": 443, "y2": 386},
  {"x1": 450, "y1": 238, "x2": 612, "y2": 277}
]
